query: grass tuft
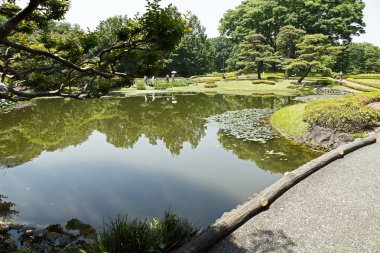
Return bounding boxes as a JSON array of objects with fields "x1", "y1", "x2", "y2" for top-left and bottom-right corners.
[{"x1": 86, "y1": 212, "x2": 199, "y2": 253}]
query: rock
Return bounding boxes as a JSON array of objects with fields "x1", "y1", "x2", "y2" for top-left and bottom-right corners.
[
  {"x1": 33, "y1": 229, "x2": 48, "y2": 239},
  {"x1": 368, "y1": 102, "x2": 380, "y2": 110},
  {"x1": 304, "y1": 126, "x2": 353, "y2": 150},
  {"x1": 0, "y1": 82, "x2": 9, "y2": 93},
  {"x1": 333, "y1": 133, "x2": 353, "y2": 149}
]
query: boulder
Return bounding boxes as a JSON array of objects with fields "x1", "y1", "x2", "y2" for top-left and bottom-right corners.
[
  {"x1": 0, "y1": 82, "x2": 8, "y2": 93},
  {"x1": 304, "y1": 126, "x2": 353, "y2": 150}
]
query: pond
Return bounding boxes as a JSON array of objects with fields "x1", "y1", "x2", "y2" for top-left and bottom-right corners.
[{"x1": 0, "y1": 93, "x2": 321, "y2": 229}]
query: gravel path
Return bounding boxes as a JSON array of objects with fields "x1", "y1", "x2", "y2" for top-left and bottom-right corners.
[{"x1": 209, "y1": 143, "x2": 380, "y2": 253}]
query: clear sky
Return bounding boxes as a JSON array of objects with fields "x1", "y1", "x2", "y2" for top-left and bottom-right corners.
[{"x1": 64, "y1": 0, "x2": 379, "y2": 46}]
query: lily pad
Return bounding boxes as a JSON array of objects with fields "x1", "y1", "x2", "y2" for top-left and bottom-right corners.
[{"x1": 208, "y1": 108, "x2": 276, "y2": 143}]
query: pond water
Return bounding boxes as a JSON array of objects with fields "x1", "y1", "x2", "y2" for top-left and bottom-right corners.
[{"x1": 0, "y1": 93, "x2": 321, "y2": 229}]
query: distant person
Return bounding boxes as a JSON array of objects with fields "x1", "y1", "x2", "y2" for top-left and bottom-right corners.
[
  {"x1": 171, "y1": 73, "x2": 175, "y2": 82},
  {"x1": 339, "y1": 71, "x2": 343, "y2": 81},
  {"x1": 151, "y1": 76, "x2": 155, "y2": 86},
  {"x1": 143, "y1": 76, "x2": 148, "y2": 86},
  {"x1": 166, "y1": 74, "x2": 170, "y2": 82}
]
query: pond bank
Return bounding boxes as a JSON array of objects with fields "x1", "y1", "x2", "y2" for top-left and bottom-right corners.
[{"x1": 271, "y1": 91, "x2": 380, "y2": 151}]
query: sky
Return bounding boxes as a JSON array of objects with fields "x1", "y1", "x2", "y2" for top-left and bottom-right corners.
[{"x1": 63, "y1": 0, "x2": 380, "y2": 46}]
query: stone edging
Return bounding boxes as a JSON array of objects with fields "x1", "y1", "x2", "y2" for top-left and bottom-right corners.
[{"x1": 173, "y1": 134, "x2": 379, "y2": 253}]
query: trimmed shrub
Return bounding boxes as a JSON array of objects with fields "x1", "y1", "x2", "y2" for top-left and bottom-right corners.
[
  {"x1": 266, "y1": 76, "x2": 279, "y2": 80},
  {"x1": 154, "y1": 80, "x2": 189, "y2": 90},
  {"x1": 310, "y1": 79, "x2": 339, "y2": 86},
  {"x1": 252, "y1": 80, "x2": 275, "y2": 85},
  {"x1": 304, "y1": 92, "x2": 380, "y2": 133},
  {"x1": 204, "y1": 83, "x2": 218, "y2": 88},
  {"x1": 136, "y1": 84, "x2": 147, "y2": 90}
]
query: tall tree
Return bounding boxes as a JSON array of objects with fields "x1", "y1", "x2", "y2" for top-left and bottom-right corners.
[
  {"x1": 164, "y1": 15, "x2": 215, "y2": 77},
  {"x1": 276, "y1": 25, "x2": 306, "y2": 79},
  {"x1": 210, "y1": 36, "x2": 233, "y2": 73},
  {"x1": 345, "y1": 42, "x2": 380, "y2": 74},
  {"x1": 236, "y1": 33, "x2": 277, "y2": 79},
  {"x1": 219, "y1": 0, "x2": 366, "y2": 71},
  {"x1": 287, "y1": 34, "x2": 340, "y2": 83},
  {"x1": 0, "y1": 0, "x2": 186, "y2": 101}
]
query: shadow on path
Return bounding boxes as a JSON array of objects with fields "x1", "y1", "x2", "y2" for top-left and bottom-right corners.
[{"x1": 209, "y1": 229, "x2": 296, "y2": 253}]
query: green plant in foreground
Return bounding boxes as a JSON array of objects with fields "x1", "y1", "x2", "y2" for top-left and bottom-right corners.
[{"x1": 87, "y1": 212, "x2": 199, "y2": 253}]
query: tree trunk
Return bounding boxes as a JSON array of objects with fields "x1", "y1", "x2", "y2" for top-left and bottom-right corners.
[
  {"x1": 257, "y1": 62, "x2": 262, "y2": 80},
  {"x1": 298, "y1": 66, "x2": 312, "y2": 84},
  {"x1": 284, "y1": 69, "x2": 289, "y2": 80},
  {"x1": 271, "y1": 62, "x2": 276, "y2": 72}
]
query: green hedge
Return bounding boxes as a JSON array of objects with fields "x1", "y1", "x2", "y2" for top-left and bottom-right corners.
[
  {"x1": 252, "y1": 80, "x2": 275, "y2": 85},
  {"x1": 304, "y1": 92, "x2": 380, "y2": 133},
  {"x1": 310, "y1": 79, "x2": 339, "y2": 86},
  {"x1": 204, "y1": 83, "x2": 218, "y2": 88}
]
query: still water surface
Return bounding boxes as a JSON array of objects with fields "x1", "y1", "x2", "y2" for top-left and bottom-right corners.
[{"x1": 0, "y1": 94, "x2": 321, "y2": 228}]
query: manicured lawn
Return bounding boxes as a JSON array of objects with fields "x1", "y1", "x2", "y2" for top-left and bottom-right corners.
[
  {"x1": 115, "y1": 76, "x2": 355, "y2": 96},
  {"x1": 168, "y1": 80, "x2": 314, "y2": 96},
  {"x1": 349, "y1": 79, "x2": 380, "y2": 89},
  {"x1": 270, "y1": 103, "x2": 309, "y2": 140}
]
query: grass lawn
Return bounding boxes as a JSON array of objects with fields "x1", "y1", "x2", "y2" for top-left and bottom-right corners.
[
  {"x1": 348, "y1": 78, "x2": 380, "y2": 89},
  {"x1": 270, "y1": 103, "x2": 309, "y2": 140},
  {"x1": 167, "y1": 79, "x2": 315, "y2": 96},
  {"x1": 114, "y1": 75, "x2": 357, "y2": 96}
]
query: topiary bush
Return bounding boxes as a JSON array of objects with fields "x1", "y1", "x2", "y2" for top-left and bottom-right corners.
[
  {"x1": 303, "y1": 92, "x2": 380, "y2": 133},
  {"x1": 310, "y1": 79, "x2": 339, "y2": 86},
  {"x1": 204, "y1": 83, "x2": 218, "y2": 88},
  {"x1": 252, "y1": 80, "x2": 275, "y2": 85}
]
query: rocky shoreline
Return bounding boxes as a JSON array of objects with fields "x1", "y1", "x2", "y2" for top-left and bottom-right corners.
[{"x1": 0, "y1": 219, "x2": 95, "y2": 252}]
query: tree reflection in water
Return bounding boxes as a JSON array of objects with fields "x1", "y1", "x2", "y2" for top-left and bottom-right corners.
[{"x1": 0, "y1": 94, "x2": 320, "y2": 173}]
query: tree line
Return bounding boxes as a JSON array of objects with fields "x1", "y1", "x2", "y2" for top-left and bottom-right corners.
[
  {"x1": 1, "y1": 0, "x2": 380, "y2": 101},
  {"x1": 164, "y1": 0, "x2": 380, "y2": 80}
]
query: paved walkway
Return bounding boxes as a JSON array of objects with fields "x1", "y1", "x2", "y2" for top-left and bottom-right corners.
[{"x1": 209, "y1": 143, "x2": 380, "y2": 253}]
